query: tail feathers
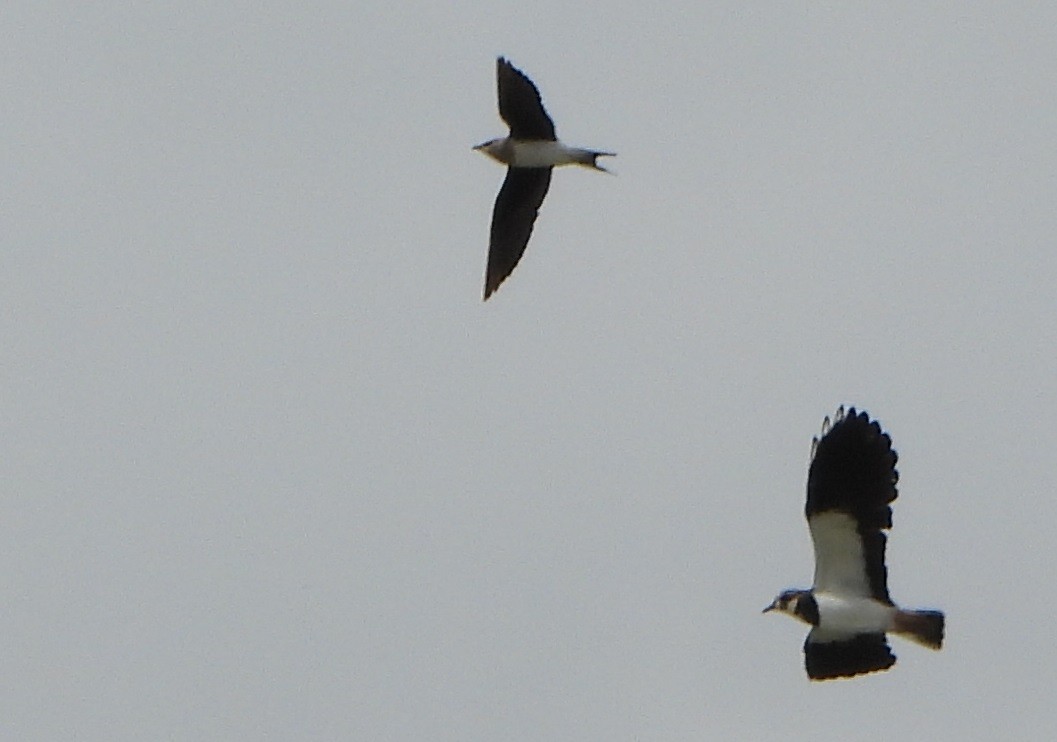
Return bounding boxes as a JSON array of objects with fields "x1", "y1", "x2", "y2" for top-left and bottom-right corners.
[
  {"x1": 895, "y1": 609, "x2": 945, "y2": 649},
  {"x1": 573, "y1": 149, "x2": 617, "y2": 173}
]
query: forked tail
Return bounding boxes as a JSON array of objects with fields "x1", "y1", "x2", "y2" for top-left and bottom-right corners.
[
  {"x1": 894, "y1": 609, "x2": 945, "y2": 649},
  {"x1": 573, "y1": 149, "x2": 617, "y2": 173}
]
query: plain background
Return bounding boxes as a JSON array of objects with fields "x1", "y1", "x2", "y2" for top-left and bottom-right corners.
[{"x1": 3, "y1": 2, "x2": 1056, "y2": 739}]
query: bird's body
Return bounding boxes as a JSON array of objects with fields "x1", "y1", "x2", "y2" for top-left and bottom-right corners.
[
  {"x1": 764, "y1": 407, "x2": 945, "y2": 680},
  {"x1": 475, "y1": 138, "x2": 611, "y2": 170},
  {"x1": 812, "y1": 590, "x2": 897, "y2": 635},
  {"x1": 474, "y1": 57, "x2": 613, "y2": 300}
]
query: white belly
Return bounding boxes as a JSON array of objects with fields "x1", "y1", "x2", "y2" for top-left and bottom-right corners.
[
  {"x1": 814, "y1": 592, "x2": 895, "y2": 634},
  {"x1": 510, "y1": 140, "x2": 578, "y2": 167}
]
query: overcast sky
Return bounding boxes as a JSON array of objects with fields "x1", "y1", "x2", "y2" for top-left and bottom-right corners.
[{"x1": 4, "y1": 2, "x2": 1057, "y2": 739}]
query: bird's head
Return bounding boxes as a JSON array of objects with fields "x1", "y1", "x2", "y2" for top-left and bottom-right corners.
[
  {"x1": 473, "y1": 138, "x2": 512, "y2": 164},
  {"x1": 765, "y1": 591, "x2": 811, "y2": 625}
]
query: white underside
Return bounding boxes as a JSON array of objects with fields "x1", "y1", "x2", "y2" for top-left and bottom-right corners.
[
  {"x1": 813, "y1": 592, "x2": 896, "y2": 637},
  {"x1": 509, "y1": 140, "x2": 586, "y2": 167},
  {"x1": 810, "y1": 511, "x2": 873, "y2": 597}
]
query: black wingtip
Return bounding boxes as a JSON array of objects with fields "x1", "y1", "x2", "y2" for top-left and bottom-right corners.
[
  {"x1": 808, "y1": 406, "x2": 899, "y2": 519},
  {"x1": 805, "y1": 633, "x2": 897, "y2": 680},
  {"x1": 494, "y1": 56, "x2": 557, "y2": 141}
]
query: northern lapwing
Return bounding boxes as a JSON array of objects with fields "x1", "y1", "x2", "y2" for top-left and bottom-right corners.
[
  {"x1": 764, "y1": 407, "x2": 945, "y2": 680},
  {"x1": 474, "y1": 57, "x2": 614, "y2": 300}
]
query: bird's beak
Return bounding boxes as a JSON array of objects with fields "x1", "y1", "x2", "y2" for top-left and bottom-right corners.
[
  {"x1": 762, "y1": 603, "x2": 776, "y2": 614},
  {"x1": 472, "y1": 142, "x2": 485, "y2": 151}
]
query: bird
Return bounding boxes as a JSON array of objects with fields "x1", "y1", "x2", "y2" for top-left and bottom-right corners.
[
  {"x1": 764, "y1": 406, "x2": 945, "y2": 680},
  {"x1": 474, "y1": 57, "x2": 614, "y2": 300}
]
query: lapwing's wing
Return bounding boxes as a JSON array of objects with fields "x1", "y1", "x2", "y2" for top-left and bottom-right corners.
[
  {"x1": 484, "y1": 167, "x2": 552, "y2": 299},
  {"x1": 800, "y1": 408, "x2": 900, "y2": 679},
  {"x1": 804, "y1": 629, "x2": 896, "y2": 680},
  {"x1": 806, "y1": 407, "x2": 898, "y2": 604},
  {"x1": 497, "y1": 58, "x2": 557, "y2": 141}
]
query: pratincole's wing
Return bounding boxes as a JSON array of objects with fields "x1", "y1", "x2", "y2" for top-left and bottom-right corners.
[
  {"x1": 484, "y1": 167, "x2": 552, "y2": 300},
  {"x1": 497, "y1": 57, "x2": 557, "y2": 141}
]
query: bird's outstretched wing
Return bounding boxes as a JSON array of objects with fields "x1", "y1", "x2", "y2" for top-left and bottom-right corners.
[
  {"x1": 484, "y1": 167, "x2": 552, "y2": 299},
  {"x1": 804, "y1": 629, "x2": 896, "y2": 680},
  {"x1": 806, "y1": 407, "x2": 898, "y2": 603},
  {"x1": 497, "y1": 58, "x2": 557, "y2": 141}
]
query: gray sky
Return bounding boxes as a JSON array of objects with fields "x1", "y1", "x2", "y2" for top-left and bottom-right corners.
[{"x1": 3, "y1": 2, "x2": 1056, "y2": 739}]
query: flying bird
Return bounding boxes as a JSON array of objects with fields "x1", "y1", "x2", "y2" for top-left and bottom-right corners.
[
  {"x1": 764, "y1": 407, "x2": 945, "y2": 680},
  {"x1": 474, "y1": 57, "x2": 614, "y2": 300}
]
